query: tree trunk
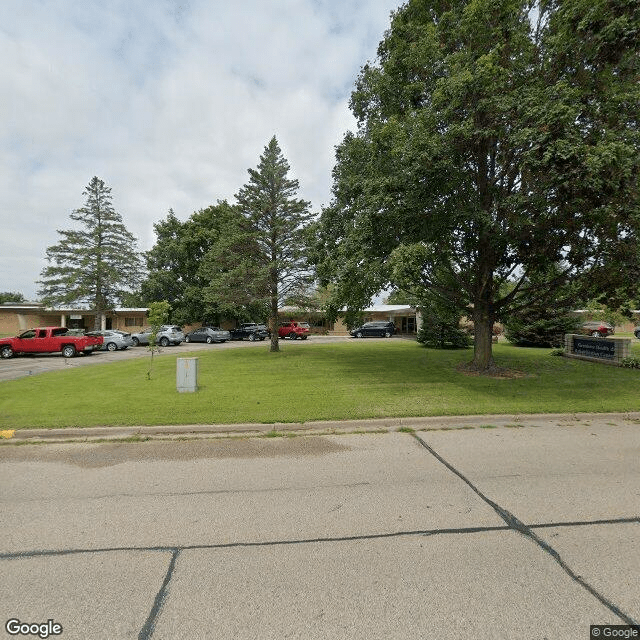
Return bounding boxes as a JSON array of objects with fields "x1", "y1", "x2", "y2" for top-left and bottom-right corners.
[
  {"x1": 269, "y1": 293, "x2": 279, "y2": 353},
  {"x1": 472, "y1": 304, "x2": 495, "y2": 371}
]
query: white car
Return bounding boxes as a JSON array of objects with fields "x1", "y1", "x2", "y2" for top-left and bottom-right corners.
[
  {"x1": 89, "y1": 330, "x2": 134, "y2": 351},
  {"x1": 131, "y1": 325, "x2": 185, "y2": 347}
]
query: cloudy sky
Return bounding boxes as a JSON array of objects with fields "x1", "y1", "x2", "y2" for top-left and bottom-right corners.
[{"x1": 1, "y1": 0, "x2": 400, "y2": 300}]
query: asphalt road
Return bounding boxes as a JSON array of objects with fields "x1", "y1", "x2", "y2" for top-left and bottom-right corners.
[{"x1": 1, "y1": 421, "x2": 639, "y2": 639}]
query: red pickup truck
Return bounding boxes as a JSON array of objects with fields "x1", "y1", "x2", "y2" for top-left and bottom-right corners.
[
  {"x1": 0, "y1": 327, "x2": 103, "y2": 359},
  {"x1": 278, "y1": 321, "x2": 310, "y2": 340}
]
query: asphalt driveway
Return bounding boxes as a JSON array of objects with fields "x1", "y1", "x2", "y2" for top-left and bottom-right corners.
[{"x1": 0, "y1": 335, "x2": 351, "y2": 382}]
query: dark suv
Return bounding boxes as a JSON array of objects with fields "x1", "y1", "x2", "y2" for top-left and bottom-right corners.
[
  {"x1": 229, "y1": 323, "x2": 270, "y2": 341},
  {"x1": 350, "y1": 321, "x2": 396, "y2": 338}
]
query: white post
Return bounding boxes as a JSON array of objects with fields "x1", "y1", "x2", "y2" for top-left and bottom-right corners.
[{"x1": 415, "y1": 309, "x2": 423, "y2": 333}]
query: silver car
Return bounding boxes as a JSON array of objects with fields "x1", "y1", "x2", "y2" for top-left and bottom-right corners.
[
  {"x1": 90, "y1": 330, "x2": 134, "y2": 351},
  {"x1": 184, "y1": 327, "x2": 231, "y2": 344},
  {"x1": 131, "y1": 325, "x2": 185, "y2": 347}
]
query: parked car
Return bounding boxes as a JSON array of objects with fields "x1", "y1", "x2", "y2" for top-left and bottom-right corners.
[
  {"x1": 88, "y1": 330, "x2": 134, "y2": 351},
  {"x1": 580, "y1": 321, "x2": 614, "y2": 338},
  {"x1": 278, "y1": 321, "x2": 310, "y2": 340},
  {"x1": 131, "y1": 325, "x2": 185, "y2": 346},
  {"x1": 0, "y1": 327, "x2": 103, "y2": 359},
  {"x1": 229, "y1": 323, "x2": 270, "y2": 341},
  {"x1": 184, "y1": 327, "x2": 231, "y2": 344},
  {"x1": 635, "y1": 327, "x2": 640, "y2": 340},
  {"x1": 350, "y1": 321, "x2": 396, "y2": 338}
]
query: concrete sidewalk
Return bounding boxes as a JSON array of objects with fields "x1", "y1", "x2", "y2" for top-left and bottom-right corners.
[{"x1": 3, "y1": 411, "x2": 640, "y2": 442}]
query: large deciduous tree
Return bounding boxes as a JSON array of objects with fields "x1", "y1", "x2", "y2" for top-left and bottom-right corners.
[
  {"x1": 140, "y1": 202, "x2": 245, "y2": 325},
  {"x1": 38, "y1": 177, "x2": 144, "y2": 330},
  {"x1": 0, "y1": 292, "x2": 25, "y2": 304},
  {"x1": 315, "y1": 0, "x2": 639, "y2": 371},
  {"x1": 207, "y1": 136, "x2": 312, "y2": 352}
]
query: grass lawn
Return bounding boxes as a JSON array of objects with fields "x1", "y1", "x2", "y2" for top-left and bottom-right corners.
[{"x1": 1, "y1": 340, "x2": 639, "y2": 430}]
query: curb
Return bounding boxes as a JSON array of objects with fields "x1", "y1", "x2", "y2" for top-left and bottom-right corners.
[{"x1": 3, "y1": 412, "x2": 640, "y2": 443}]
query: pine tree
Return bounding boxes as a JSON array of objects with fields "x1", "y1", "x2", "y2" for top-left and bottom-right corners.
[
  {"x1": 38, "y1": 177, "x2": 144, "y2": 329},
  {"x1": 235, "y1": 137, "x2": 313, "y2": 352}
]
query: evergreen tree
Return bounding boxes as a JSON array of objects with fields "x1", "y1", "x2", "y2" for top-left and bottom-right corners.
[
  {"x1": 206, "y1": 137, "x2": 313, "y2": 352},
  {"x1": 38, "y1": 177, "x2": 144, "y2": 329},
  {"x1": 140, "y1": 203, "x2": 244, "y2": 325}
]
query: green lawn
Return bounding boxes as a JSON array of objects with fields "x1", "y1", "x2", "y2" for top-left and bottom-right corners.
[{"x1": 1, "y1": 340, "x2": 639, "y2": 429}]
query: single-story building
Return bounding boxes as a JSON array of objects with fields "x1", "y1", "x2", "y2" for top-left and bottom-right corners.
[
  {"x1": 0, "y1": 302, "x2": 148, "y2": 335},
  {"x1": 278, "y1": 304, "x2": 421, "y2": 336},
  {"x1": 5, "y1": 301, "x2": 635, "y2": 339}
]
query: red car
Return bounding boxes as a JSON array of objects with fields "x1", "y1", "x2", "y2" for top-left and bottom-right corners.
[
  {"x1": 278, "y1": 321, "x2": 310, "y2": 340},
  {"x1": 580, "y1": 321, "x2": 614, "y2": 337},
  {"x1": 0, "y1": 327, "x2": 103, "y2": 358}
]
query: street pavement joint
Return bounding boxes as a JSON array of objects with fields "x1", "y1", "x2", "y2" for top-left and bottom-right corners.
[
  {"x1": 138, "y1": 548, "x2": 180, "y2": 640},
  {"x1": 413, "y1": 432, "x2": 640, "y2": 627}
]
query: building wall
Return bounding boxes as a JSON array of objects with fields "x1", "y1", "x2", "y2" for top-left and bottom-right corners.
[
  {"x1": 0, "y1": 306, "x2": 149, "y2": 336},
  {"x1": 331, "y1": 310, "x2": 418, "y2": 335},
  {"x1": 0, "y1": 310, "x2": 49, "y2": 335}
]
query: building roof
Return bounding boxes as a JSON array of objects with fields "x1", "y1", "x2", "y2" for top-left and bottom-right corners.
[
  {"x1": 361, "y1": 304, "x2": 415, "y2": 313},
  {"x1": 0, "y1": 302, "x2": 148, "y2": 313}
]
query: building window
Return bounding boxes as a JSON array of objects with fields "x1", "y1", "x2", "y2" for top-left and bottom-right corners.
[{"x1": 125, "y1": 317, "x2": 144, "y2": 327}]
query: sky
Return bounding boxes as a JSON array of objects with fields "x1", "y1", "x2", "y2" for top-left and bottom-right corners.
[{"x1": 0, "y1": 0, "x2": 401, "y2": 301}]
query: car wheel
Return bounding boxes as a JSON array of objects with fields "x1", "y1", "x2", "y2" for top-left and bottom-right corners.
[
  {"x1": 62, "y1": 345, "x2": 76, "y2": 358},
  {"x1": 384, "y1": 331, "x2": 392, "y2": 338},
  {"x1": 289, "y1": 332, "x2": 297, "y2": 340},
  {"x1": 356, "y1": 331, "x2": 363, "y2": 338},
  {"x1": 132, "y1": 337, "x2": 140, "y2": 346},
  {"x1": 159, "y1": 337, "x2": 170, "y2": 347},
  {"x1": 0, "y1": 345, "x2": 14, "y2": 359},
  {"x1": 206, "y1": 337, "x2": 213, "y2": 344},
  {"x1": 591, "y1": 331, "x2": 601, "y2": 338},
  {"x1": 185, "y1": 336, "x2": 190, "y2": 343},
  {"x1": 106, "y1": 342, "x2": 117, "y2": 351},
  {"x1": 248, "y1": 333, "x2": 256, "y2": 341},
  {"x1": 301, "y1": 335, "x2": 307, "y2": 340}
]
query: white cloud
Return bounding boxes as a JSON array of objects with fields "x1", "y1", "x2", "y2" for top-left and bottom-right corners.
[{"x1": 0, "y1": 0, "x2": 399, "y2": 299}]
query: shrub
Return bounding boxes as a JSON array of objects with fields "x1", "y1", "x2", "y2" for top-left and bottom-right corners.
[
  {"x1": 504, "y1": 312, "x2": 580, "y2": 348},
  {"x1": 417, "y1": 320, "x2": 471, "y2": 349}
]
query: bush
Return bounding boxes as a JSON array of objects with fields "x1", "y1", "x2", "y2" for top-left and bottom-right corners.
[
  {"x1": 621, "y1": 357, "x2": 640, "y2": 369},
  {"x1": 417, "y1": 322, "x2": 471, "y2": 349},
  {"x1": 504, "y1": 313, "x2": 580, "y2": 348}
]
